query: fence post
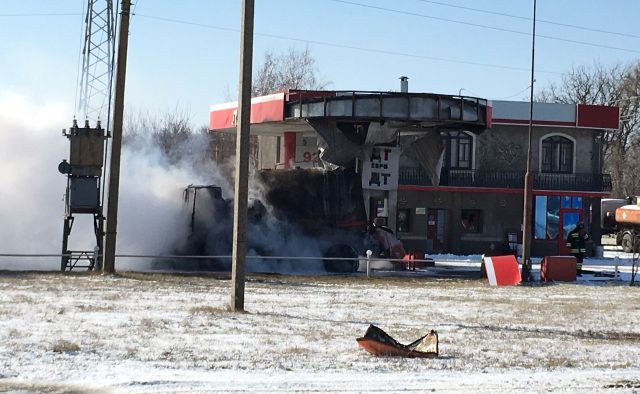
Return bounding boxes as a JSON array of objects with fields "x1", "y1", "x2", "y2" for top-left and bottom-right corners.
[
  {"x1": 93, "y1": 245, "x2": 100, "y2": 271},
  {"x1": 366, "y1": 250, "x2": 372, "y2": 278}
]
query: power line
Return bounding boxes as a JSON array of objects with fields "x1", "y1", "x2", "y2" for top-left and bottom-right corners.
[
  {"x1": 491, "y1": 85, "x2": 532, "y2": 101},
  {"x1": 72, "y1": 1, "x2": 87, "y2": 120},
  {"x1": 0, "y1": 12, "x2": 81, "y2": 17},
  {"x1": 416, "y1": 0, "x2": 640, "y2": 40},
  {"x1": 135, "y1": 13, "x2": 561, "y2": 75},
  {"x1": 329, "y1": 0, "x2": 640, "y2": 55}
]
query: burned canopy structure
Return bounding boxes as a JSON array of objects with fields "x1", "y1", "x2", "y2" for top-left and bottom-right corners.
[
  {"x1": 204, "y1": 87, "x2": 491, "y2": 269},
  {"x1": 210, "y1": 89, "x2": 489, "y2": 173},
  {"x1": 287, "y1": 90, "x2": 489, "y2": 173}
]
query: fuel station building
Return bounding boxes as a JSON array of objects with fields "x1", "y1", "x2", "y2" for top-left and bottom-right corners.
[{"x1": 209, "y1": 87, "x2": 619, "y2": 257}]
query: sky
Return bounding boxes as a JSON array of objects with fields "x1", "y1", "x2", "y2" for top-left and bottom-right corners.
[{"x1": 1, "y1": 0, "x2": 640, "y2": 127}]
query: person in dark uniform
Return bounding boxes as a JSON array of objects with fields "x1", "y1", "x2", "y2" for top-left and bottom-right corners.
[{"x1": 566, "y1": 222, "x2": 589, "y2": 275}]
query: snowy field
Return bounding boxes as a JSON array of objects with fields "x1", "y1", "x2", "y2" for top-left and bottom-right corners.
[{"x1": 1, "y1": 261, "x2": 640, "y2": 393}]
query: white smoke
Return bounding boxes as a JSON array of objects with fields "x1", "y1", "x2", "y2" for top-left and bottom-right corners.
[
  {"x1": 115, "y1": 128, "x2": 232, "y2": 271},
  {"x1": 0, "y1": 91, "x2": 69, "y2": 270},
  {"x1": 0, "y1": 93, "x2": 361, "y2": 274},
  {"x1": 0, "y1": 93, "x2": 226, "y2": 271}
]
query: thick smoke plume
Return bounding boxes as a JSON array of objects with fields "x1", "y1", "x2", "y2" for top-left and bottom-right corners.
[
  {"x1": 0, "y1": 92, "x2": 69, "y2": 269},
  {"x1": 0, "y1": 95, "x2": 362, "y2": 274}
]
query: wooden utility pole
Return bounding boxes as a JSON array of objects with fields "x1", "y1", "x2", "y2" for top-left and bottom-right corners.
[
  {"x1": 230, "y1": 0, "x2": 255, "y2": 311},
  {"x1": 521, "y1": 0, "x2": 537, "y2": 282},
  {"x1": 103, "y1": 0, "x2": 132, "y2": 274}
]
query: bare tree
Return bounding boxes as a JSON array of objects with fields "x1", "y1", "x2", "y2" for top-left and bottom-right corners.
[
  {"x1": 252, "y1": 46, "x2": 329, "y2": 96},
  {"x1": 152, "y1": 110, "x2": 192, "y2": 163},
  {"x1": 211, "y1": 47, "x2": 328, "y2": 168},
  {"x1": 537, "y1": 61, "x2": 640, "y2": 197},
  {"x1": 123, "y1": 108, "x2": 214, "y2": 166}
]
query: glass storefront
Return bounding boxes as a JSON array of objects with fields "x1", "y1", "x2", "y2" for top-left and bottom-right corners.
[{"x1": 534, "y1": 195, "x2": 588, "y2": 240}]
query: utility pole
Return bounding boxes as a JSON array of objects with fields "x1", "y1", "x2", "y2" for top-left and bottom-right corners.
[
  {"x1": 521, "y1": 0, "x2": 537, "y2": 282},
  {"x1": 103, "y1": 0, "x2": 132, "y2": 274},
  {"x1": 230, "y1": 0, "x2": 255, "y2": 312}
]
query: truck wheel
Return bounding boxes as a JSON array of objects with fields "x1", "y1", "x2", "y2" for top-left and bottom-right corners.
[
  {"x1": 621, "y1": 232, "x2": 635, "y2": 253},
  {"x1": 323, "y1": 244, "x2": 358, "y2": 273},
  {"x1": 616, "y1": 232, "x2": 623, "y2": 246}
]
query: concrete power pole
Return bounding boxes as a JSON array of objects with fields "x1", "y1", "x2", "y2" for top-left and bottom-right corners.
[
  {"x1": 103, "y1": 0, "x2": 132, "y2": 274},
  {"x1": 521, "y1": 0, "x2": 537, "y2": 282},
  {"x1": 230, "y1": 0, "x2": 255, "y2": 312}
]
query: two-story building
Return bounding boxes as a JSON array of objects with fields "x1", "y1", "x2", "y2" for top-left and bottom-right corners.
[{"x1": 209, "y1": 89, "x2": 619, "y2": 257}]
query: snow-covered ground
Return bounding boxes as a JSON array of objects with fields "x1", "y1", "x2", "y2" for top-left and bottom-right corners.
[{"x1": 1, "y1": 263, "x2": 639, "y2": 393}]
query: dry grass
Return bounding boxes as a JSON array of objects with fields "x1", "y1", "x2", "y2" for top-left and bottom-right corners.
[
  {"x1": 0, "y1": 381, "x2": 106, "y2": 394},
  {"x1": 51, "y1": 340, "x2": 81, "y2": 353},
  {"x1": 605, "y1": 379, "x2": 640, "y2": 389},
  {"x1": 281, "y1": 346, "x2": 310, "y2": 355},
  {"x1": 189, "y1": 305, "x2": 229, "y2": 315},
  {"x1": 14, "y1": 294, "x2": 35, "y2": 303},
  {"x1": 103, "y1": 292, "x2": 122, "y2": 301},
  {"x1": 2, "y1": 270, "x2": 639, "y2": 392},
  {"x1": 75, "y1": 304, "x2": 114, "y2": 312}
]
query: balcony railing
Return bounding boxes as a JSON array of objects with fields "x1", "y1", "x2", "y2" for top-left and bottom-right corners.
[{"x1": 399, "y1": 167, "x2": 612, "y2": 192}]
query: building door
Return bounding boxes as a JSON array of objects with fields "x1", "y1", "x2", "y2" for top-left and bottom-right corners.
[
  {"x1": 426, "y1": 209, "x2": 446, "y2": 252},
  {"x1": 558, "y1": 209, "x2": 582, "y2": 255}
]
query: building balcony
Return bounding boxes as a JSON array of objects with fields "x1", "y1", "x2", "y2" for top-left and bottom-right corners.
[{"x1": 399, "y1": 167, "x2": 612, "y2": 192}]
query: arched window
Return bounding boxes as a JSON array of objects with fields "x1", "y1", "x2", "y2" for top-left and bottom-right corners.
[
  {"x1": 441, "y1": 130, "x2": 473, "y2": 170},
  {"x1": 541, "y1": 135, "x2": 573, "y2": 173}
]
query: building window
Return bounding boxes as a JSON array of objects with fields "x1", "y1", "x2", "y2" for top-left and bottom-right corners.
[
  {"x1": 441, "y1": 130, "x2": 473, "y2": 169},
  {"x1": 541, "y1": 135, "x2": 573, "y2": 173},
  {"x1": 534, "y1": 195, "x2": 587, "y2": 240},
  {"x1": 461, "y1": 209, "x2": 482, "y2": 233},
  {"x1": 397, "y1": 209, "x2": 410, "y2": 232}
]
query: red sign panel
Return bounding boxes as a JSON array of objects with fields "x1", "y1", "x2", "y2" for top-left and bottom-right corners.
[
  {"x1": 209, "y1": 93, "x2": 286, "y2": 130},
  {"x1": 576, "y1": 104, "x2": 619, "y2": 129}
]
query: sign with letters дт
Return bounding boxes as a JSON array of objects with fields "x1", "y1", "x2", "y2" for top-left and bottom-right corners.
[{"x1": 362, "y1": 146, "x2": 399, "y2": 191}]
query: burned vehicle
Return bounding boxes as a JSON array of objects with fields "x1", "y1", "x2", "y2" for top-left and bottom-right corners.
[{"x1": 175, "y1": 168, "x2": 380, "y2": 273}]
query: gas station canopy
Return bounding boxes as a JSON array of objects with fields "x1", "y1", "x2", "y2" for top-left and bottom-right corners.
[{"x1": 210, "y1": 90, "x2": 491, "y2": 135}]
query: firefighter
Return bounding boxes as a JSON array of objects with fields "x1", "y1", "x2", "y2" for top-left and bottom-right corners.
[{"x1": 566, "y1": 222, "x2": 589, "y2": 275}]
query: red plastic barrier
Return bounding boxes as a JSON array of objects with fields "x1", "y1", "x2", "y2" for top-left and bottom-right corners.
[
  {"x1": 540, "y1": 256, "x2": 577, "y2": 282},
  {"x1": 482, "y1": 255, "x2": 521, "y2": 286}
]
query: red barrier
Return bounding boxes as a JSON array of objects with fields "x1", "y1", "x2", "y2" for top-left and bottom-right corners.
[
  {"x1": 540, "y1": 256, "x2": 576, "y2": 282},
  {"x1": 482, "y1": 255, "x2": 521, "y2": 286}
]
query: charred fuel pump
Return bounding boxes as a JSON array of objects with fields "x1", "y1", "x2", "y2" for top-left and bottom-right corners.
[{"x1": 58, "y1": 119, "x2": 107, "y2": 271}]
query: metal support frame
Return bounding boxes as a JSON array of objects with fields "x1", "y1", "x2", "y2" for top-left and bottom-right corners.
[
  {"x1": 78, "y1": 0, "x2": 115, "y2": 122},
  {"x1": 60, "y1": 0, "x2": 114, "y2": 272},
  {"x1": 60, "y1": 188, "x2": 104, "y2": 271}
]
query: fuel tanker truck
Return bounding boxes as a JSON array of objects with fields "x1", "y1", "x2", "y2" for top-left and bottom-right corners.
[{"x1": 602, "y1": 197, "x2": 640, "y2": 252}]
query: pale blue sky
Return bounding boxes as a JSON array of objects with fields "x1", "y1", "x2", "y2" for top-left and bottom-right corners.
[{"x1": 1, "y1": 0, "x2": 639, "y2": 127}]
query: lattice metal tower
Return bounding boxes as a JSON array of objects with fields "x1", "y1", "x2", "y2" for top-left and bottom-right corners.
[
  {"x1": 59, "y1": 0, "x2": 115, "y2": 271},
  {"x1": 78, "y1": 0, "x2": 115, "y2": 123}
]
